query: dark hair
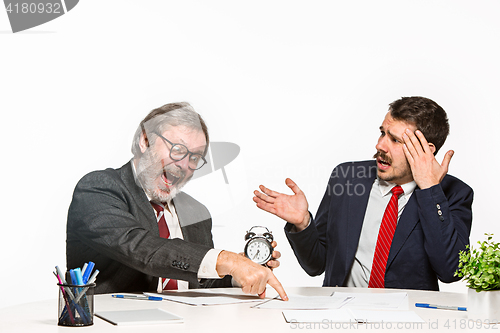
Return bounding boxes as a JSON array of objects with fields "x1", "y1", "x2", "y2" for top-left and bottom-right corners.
[
  {"x1": 131, "y1": 102, "x2": 209, "y2": 157},
  {"x1": 389, "y1": 96, "x2": 449, "y2": 154}
]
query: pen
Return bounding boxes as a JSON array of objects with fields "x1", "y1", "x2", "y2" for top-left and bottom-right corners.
[
  {"x1": 415, "y1": 303, "x2": 467, "y2": 311},
  {"x1": 53, "y1": 271, "x2": 76, "y2": 324},
  {"x1": 74, "y1": 270, "x2": 99, "y2": 303},
  {"x1": 82, "y1": 262, "x2": 95, "y2": 284},
  {"x1": 112, "y1": 294, "x2": 163, "y2": 301}
]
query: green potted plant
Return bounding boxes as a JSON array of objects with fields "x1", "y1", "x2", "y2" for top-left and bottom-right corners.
[{"x1": 455, "y1": 233, "x2": 500, "y2": 323}]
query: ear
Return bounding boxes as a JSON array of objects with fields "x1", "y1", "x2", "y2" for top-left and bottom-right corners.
[
  {"x1": 428, "y1": 142, "x2": 436, "y2": 155},
  {"x1": 139, "y1": 131, "x2": 150, "y2": 154}
]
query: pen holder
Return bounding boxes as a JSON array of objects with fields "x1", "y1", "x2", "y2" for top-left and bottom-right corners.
[{"x1": 57, "y1": 283, "x2": 95, "y2": 326}]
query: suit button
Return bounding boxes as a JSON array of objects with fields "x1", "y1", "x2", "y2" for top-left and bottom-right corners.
[
  {"x1": 172, "y1": 260, "x2": 178, "y2": 267},
  {"x1": 439, "y1": 216, "x2": 445, "y2": 221},
  {"x1": 183, "y1": 263, "x2": 190, "y2": 270},
  {"x1": 436, "y1": 204, "x2": 441, "y2": 209},
  {"x1": 438, "y1": 210, "x2": 443, "y2": 216}
]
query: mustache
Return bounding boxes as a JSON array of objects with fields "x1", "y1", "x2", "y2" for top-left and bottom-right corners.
[{"x1": 373, "y1": 151, "x2": 392, "y2": 164}]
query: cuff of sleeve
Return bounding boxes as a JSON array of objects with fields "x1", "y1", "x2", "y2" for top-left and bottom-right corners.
[{"x1": 197, "y1": 248, "x2": 223, "y2": 279}]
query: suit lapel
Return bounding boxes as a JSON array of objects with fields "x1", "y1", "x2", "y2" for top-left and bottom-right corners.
[
  {"x1": 386, "y1": 192, "x2": 419, "y2": 269},
  {"x1": 120, "y1": 161, "x2": 159, "y2": 234}
]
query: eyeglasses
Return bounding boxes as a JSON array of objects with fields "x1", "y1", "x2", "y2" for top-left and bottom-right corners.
[{"x1": 154, "y1": 132, "x2": 207, "y2": 170}]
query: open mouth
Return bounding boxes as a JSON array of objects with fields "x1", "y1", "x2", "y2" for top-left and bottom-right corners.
[
  {"x1": 161, "y1": 170, "x2": 181, "y2": 188},
  {"x1": 377, "y1": 156, "x2": 392, "y2": 170}
]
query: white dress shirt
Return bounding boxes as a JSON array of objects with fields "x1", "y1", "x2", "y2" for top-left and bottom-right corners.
[{"x1": 345, "y1": 178, "x2": 417, "y2": 287}]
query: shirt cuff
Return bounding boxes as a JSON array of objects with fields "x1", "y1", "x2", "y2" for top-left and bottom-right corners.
[{"x1": 198, "y1": 248, "x2": 223, "y2": 279}]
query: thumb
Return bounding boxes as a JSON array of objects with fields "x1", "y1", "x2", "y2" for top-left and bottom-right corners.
[
  {"x1": 285, "y1": 178, "x2": 303, "y2": 196},
  {"x1": 441, "y1": 150, "x2": 454, "y2": 172}
]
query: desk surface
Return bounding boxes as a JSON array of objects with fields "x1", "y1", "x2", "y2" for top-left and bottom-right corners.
[{"x1": 0, "y1": 287, "x2": 487, "y2": 332}]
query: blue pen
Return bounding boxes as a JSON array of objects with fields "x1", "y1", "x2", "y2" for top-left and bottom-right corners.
[
  {"x1": 69, "y1": 269, "x2": 77, "y2": 285},
  {"x1": 65, "y1": 269, "x2": 91, "y2": 324},
  {"x1": 74, "y1": 268, "x2": 84, "y2": 285},
  {"x1": 82, "y1": 262, "x2": 95, "y2": 284},
  {"x1": 112, "y1": 294, "x2": 163, "y2": 301},
  {"x1": 415, "y1": 303, "x2": 467, "y2": 311}
]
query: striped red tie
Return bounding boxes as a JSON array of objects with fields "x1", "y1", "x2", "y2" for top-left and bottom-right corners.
[
  {"x1": 368, "y1": 185, "x2": 404, "y2": 288},
  {"x1": 151, "y1": 202, "x2": 178, "y2": 290}
]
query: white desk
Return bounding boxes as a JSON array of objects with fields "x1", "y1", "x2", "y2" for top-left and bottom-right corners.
[{"x1": 0, "y1": 287, "x2": 486, "y2": 332}]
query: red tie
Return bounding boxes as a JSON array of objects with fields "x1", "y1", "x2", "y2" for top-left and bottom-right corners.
[
  {"x1": 151, "y1": 202, "x2": 178, "y2": 290},
  {"x1": 368, "y1": 185, "x2": 404, "y2": 288}
]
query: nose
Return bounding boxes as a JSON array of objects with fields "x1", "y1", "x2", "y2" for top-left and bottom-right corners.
[
  {"x1": 376, "y1": 135, "x2": 388, "y2": 153},
  {"x1": 174, "y1": 155, "x2": 190, "y2": 170}
]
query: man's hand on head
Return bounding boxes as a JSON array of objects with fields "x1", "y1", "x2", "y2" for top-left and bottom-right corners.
[{"x1": 402, "y1": 129, "x2": 454, "y2": 189}]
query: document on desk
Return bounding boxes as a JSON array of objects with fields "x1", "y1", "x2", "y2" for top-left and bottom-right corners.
[
  {"x1": 96, "y1": 308, "x2": 183, "y2": 325},
  {"x1": 144, "y1": 290, "x2": 263, "y2": 306},
  {"x1": 254, "y1": 294, "x2": 354, "y2": 309},
  {"x1": 333, "y1": 292, "x2": 408, "y2": 309},
  {"x1": 282, "y1": 309, "x2": 425, "y2": 323}
]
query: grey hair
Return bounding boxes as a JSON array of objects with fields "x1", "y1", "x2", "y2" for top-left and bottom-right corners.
[{"x1": 131, "y1": 102, "x2": 209, "y2": 158}]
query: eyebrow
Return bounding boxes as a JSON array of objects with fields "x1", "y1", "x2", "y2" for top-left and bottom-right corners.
[
  {"x1": 159, "y1": 134, "x2": 206, "y2": 154},
  {"x1": 380, "y1": 126, "x2": 403, "y2": 143}
]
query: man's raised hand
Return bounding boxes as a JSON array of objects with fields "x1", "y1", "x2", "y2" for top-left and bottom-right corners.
[{"x1": 253, "y1": 178, "x2": 310, "y2": 231}]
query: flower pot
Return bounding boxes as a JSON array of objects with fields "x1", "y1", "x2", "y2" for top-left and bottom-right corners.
[{"x1": 468, "y1": 288, "x2": 500, "y2": 323}]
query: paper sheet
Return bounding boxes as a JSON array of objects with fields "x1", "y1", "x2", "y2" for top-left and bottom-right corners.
[
  {"x1": 283, "y1": 309, "x2": 424, "y2": 323},
  {"x1": 96, "y1": 308, "x2": 183, "y2": 325},
  {"x1": 333, "y1": 292, "x2": 408, "y2": 309},
  {"x1": 144, "y1": 290, "x2": 263, "y2": 306},
  {"x1": 254, "y1": 294, "x2": 354, "y2": 309}
]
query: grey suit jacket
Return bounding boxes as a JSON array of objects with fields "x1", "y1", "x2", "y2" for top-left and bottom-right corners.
[{"x1": 67, "y1": 161, "x2": 232, "y2": 294}]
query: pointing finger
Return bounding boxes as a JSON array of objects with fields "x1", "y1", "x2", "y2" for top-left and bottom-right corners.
[{"x1": 267, "y1": 273, "x2": 288, "y2": 301}]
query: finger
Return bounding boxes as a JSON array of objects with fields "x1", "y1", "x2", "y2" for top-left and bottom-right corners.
[
  {"x1": 258, "y1": 290, "x2": 266, "y2": 299},
  {"x1": 403, "y1": 131, "x2": 419, "y2": 158},
  {"x1": 266, "y1": 259, "x2": 280, "y2": 269},
  {"x1": 259, "y1": 185, "x2": 283, "y2": 199},
  {"x1": 405, "y1": 129, "x2": 424, "y2": 155},
  {"x1": 414, "y1": 130, "x2": 431, "y2": 154},
  {"x1": 285, "y1": 178, "x2": 303, "y2": 196},
  {"x1": 267, "y1": 274, "x2": 288, "y2": 301},
  {"x1": 441, "y1": 150, "x2": 454, "y2": 172},
  {"x1": 272, "y1": 250, "x2": 281, "y2": 259},
  {"x1": 402, "y1": 142, "x2": 414, "y2": 166},
  {"x1": 254, "y1": 201, "x2": 277, "y2": 215},
  {"x1": 253, "y1": 190, "x2": 275, "y2": 204},
  {"x1": 271, "y1": 240, "x2": 278, "y2": 248}
]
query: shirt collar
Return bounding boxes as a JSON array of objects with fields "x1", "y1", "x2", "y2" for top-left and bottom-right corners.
[{"x1": 376, "y1": 177, "x2": 417, "y2": 198}]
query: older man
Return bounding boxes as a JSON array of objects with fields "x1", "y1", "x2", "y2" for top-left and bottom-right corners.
[
  {"x1": 254, "y1": 96, "x2": 473, "y2": 291},
  {"x1": 67, "y1": 102, "x2": 287, "y2": 300}
]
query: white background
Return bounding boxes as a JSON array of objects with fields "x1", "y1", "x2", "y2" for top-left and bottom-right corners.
[{"x1": 1, "y1": 0, "x2": 499, "y2": 309}]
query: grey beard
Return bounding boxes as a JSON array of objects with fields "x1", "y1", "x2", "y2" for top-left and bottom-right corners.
[{"x1": 135, "y1": 152, "x2": 188, "y2": 203}]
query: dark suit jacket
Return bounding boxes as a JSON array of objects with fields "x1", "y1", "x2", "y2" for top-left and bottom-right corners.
[
  {"x1": 285, "y1": 160, "x2": 473, "y2": 291},
  {"x1": 67, "y1": 161, "x2": 232, "y2": 294}
]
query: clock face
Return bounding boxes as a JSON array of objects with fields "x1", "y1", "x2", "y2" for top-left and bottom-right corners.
[{"x1": 245, "y1": 238, "x2": 272, "y2": 265}]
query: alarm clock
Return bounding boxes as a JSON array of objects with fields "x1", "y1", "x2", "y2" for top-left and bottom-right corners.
[{"x1": 244, "y1": 226, "x2": 274, "y2": 265}]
